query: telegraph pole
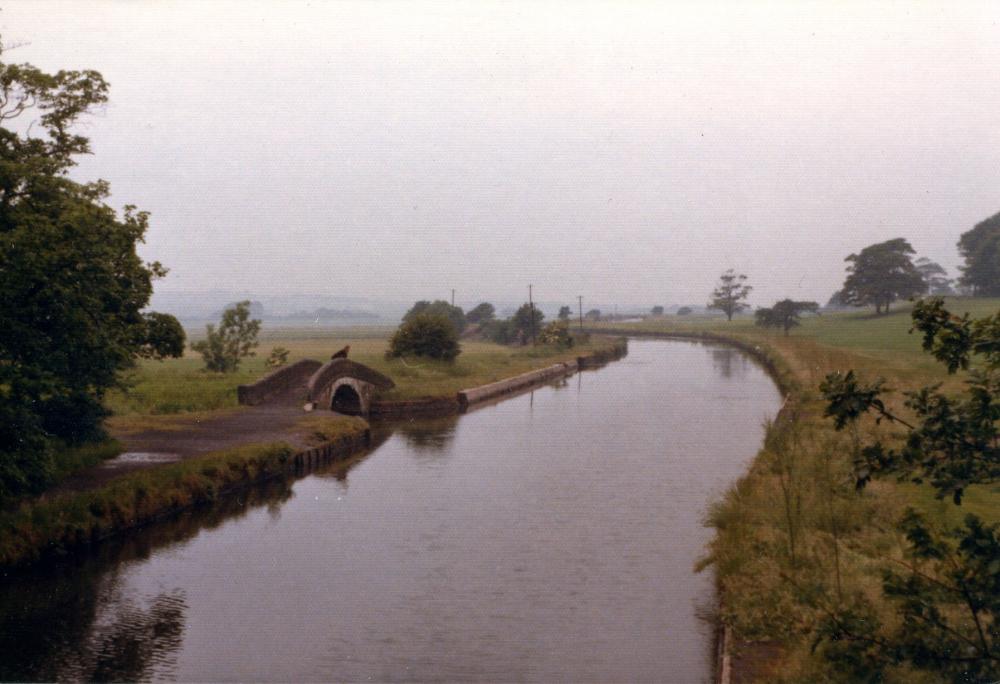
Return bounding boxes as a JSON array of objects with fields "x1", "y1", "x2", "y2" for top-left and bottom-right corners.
[
  {"x1": 578, "y1": 295, "x2": 583, "y2": 330},
  {"x1": 528, "y1": 284, "x2": 536, "y2": 345},
  {"x1": 451, "y1": 289, "x2": 455, "y2": 307}
]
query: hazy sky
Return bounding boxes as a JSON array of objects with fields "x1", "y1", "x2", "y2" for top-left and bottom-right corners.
[{"x1": 4, "y1": 1, "x2": 999, "y2": 308}]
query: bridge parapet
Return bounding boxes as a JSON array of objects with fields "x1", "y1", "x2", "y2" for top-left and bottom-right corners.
[{"x1": 237, "y1": 359, "x2": 323, "y2": 406}]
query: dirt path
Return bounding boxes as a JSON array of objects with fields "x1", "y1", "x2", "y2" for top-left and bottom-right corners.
[{"x1": 54, "y1": 386, "x2": 321, "y2": 494}]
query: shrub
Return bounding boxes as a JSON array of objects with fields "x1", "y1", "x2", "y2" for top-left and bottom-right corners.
[
  {"x1": 267, "y1": 346, "x2": 290, "y2": 367},
  {"x1": 387, "y1": 313, "x2": 461, "y2": 361},
  {"x1": 539, "y1": 320, "x2": 574, "y2": 349}
]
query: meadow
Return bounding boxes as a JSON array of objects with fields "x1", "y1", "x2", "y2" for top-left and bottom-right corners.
[{"x1": 105, "y1": 325, "x2": 616, "y2": 424}]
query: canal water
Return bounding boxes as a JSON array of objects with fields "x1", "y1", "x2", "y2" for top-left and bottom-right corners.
[{"x1": 1, "y1": 339, "x2": 781, "y2": 682}]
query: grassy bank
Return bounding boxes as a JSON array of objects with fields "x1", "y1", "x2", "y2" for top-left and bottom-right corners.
[
  {"x1": 0, "y1": 415, "x2": 367, "y2": 568},
  {"x1": 596, "y1": 299, "x2": 1000, "y2": 681},
  {"x1": 106, "y1": 326, "x2": 619, "y2": 419}
]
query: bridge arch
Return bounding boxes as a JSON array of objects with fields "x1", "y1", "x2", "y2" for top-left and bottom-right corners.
[
  {"x1": 306, "y1": 359, "x2": 395, "y2": 417},
  {"x1": 331, "y1": 380, "x2": 365, "y2": 415}
]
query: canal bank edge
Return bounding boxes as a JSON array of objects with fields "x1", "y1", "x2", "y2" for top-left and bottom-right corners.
[
  {"x1": 370, "y1": 337, "x2": 628, "y2": 417},
  {"x1": 585, "y1": 328, "x2": 798, "y2": 684},
  {"x1": 0, "y1": 340, "x2": 629, "y2": 570}
]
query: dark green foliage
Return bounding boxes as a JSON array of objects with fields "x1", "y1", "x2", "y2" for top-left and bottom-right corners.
[
  {"x1": 841, "y1": 238, "x2": 924, "y2": 314},
  {"x1": 676, "y1": 306, "x2": 693, "y2": 316},
  {"x1": 650, "y1": 305, "x2": 665, "y2": 316},
  {"x1": 754, "y1": 299, "x2": 818, "y2": 335},
  {"x1": 958, "y1": 211, "x2": 1000, "y2": 296},
  {"x1": 0, "y1": 44, "x2": 183, "y2": 503},
  {"x1": 139, "y1": 312, "x2": 186, "y2": 360},
  {"x1": 512, "y1": 303, "x2": 544, "y2": 343},
  {"x1": 465, "y1": 302, "x2": 495, "y2": 324},
  {"x1": 818, "y1": 299, "x2": 1000, "y2": 677},
  {"x1": 190, "y1": 301, "x2": 261, "y2": 373},
  {"x1": 708, "y1": 269, "x2": 752, "y2": 321},
  {"x1": 0, "y1": 404, "x2": 53, "y2": 506},
  {"x1": 403, "y1": 300, "x2": 466, "y2": 333},
  {"x1": 585, "y1": 308, "x2": 602, "y2": 320},
  {"x1": 481, "y1": 318, "x2": 516, "y2": 344},
  {"x1": 558, "y1": 305, "x2": 572, "y2": 320},
  {"x1": 387, "y1": 313, "x2": 461, "y2": 361}
]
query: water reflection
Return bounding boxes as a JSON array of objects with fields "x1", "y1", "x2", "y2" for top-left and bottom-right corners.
[
  {"x1": 710, "y1": 346, "x2": 749, "y2": 379},
  {"x1": 1, "y1": 340, "x2": 781, "y2": 682},
  {"x1": 0, "y1": 477, "x2": 298, "y2": 681},
  {"x1": 393, "y1": 415, "x2": 458, "y2": 453}
]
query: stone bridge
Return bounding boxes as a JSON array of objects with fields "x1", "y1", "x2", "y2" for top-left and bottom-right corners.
[
  {"x1": 305, "y1": 359, "x2": 395, "y2": 416},
  {"x1": 237, "y1": 358, "x2": 395, "y2": 417}
]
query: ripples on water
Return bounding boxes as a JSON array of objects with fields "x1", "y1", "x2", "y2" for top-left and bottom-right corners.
[{"x1": 0, "y1": 340, "x2": 780, "y2": 682}]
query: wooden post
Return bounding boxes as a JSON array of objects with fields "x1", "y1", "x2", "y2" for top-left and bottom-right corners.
[{"x1": 529, "y1": 284, "x2": 536, "y2": 345}]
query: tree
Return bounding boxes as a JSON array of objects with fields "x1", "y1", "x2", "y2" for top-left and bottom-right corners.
[
  {"x1": 915, "y1": 257, "x2": 954, "y2": 296},
  {"x1": 403, "y1": 300, "x2": 466, "y2": 333},
  {"x1": 191, "y1": 301, "x2": 261, "y2": 373},
  {"x1": 651, "y1": 305, "x2": 665, "y2": 316},
  {"x1": 708, "y1": 269, "x2": 752, "y2": 321},
  {"x1": 841, "y1": 238, "x2": 924, "y2": 314},
  {"x1": 676, "y1": 306, "x2": 693, "y2": 316},
  {"x1": 754, "y1": 300, "x2": 818, "y2": 335},
  {"x1": 0, "y1": 43, "x2": 184, "y2": 502},
  {"x1": 825, "y1": 289, "x2": 853, "y2": 310},
  {"x1": 465, "y1": 302, "x2": 495, "y2": 324},
  {"x1": 557, "y1": 305, "x2": 572, "y2": 320},
  {"x1": 957, "y1": 211, "x2": 1000, "y2": 296},
  {"x1": 585, "y1": 308, "x2": 602, "y2": 321},
  {"x1": 512, "y1": 303, "x2": 544, "y2": 343},
  {"x1": 387, "y1": 313, "x2": 461, "y2": 361},
  {"x1": 817, "y1": 298, "x2": 1000, "y2": 678}
]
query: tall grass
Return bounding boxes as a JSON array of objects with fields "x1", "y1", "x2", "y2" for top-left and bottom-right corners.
[{"x1": 602, "y1": 302, "x2": 1000, "y2": 680}]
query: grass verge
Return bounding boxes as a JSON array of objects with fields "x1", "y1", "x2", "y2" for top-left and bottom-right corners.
[
  {"x1": 0, "y1": 416, "x2": 369, "y2": 568},
  {"x1": 596, "y1": 301, "x2": 1000, "y2": 681}
]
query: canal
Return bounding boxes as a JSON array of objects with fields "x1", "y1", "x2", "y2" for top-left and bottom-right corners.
[{"x1": 1, "y1": 339, "x2": 782, "y2": 682}]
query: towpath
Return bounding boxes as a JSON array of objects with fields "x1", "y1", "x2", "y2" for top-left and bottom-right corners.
[{"x1": 53, "y1": 385, "x2": 319, "y2": 494}]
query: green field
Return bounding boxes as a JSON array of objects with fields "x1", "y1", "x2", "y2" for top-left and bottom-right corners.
[{"x1": 106, "y1": 325, "x2": 617, "y2": 421}]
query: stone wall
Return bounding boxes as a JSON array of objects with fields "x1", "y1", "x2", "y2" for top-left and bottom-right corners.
[
  {"x1": 237, "y1": 359, "x2": 322, "y2": 406},
  {"x1": 457, "y1": 363, "x2": 575, "y2": 408}
]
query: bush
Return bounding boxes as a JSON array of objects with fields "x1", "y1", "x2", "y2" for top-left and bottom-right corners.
[
  {"x1": 387, "y1": 313, "x2": 461, "y2": 361},
  {"x1": 539, "y1": 320, "x2": 574, "y2": 349},
  {"x1": 481, "y1": 319, "x2": 516, "y2": 344},
  {"x1": 267, "y1": 346, "x2": 290, "y2": 367},
  {"x1": 676, "y1": 306, "x2": 693, "y2": 316}
]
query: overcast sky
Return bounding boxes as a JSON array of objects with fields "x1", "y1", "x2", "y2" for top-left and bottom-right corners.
[{"x1": 3, "y1": 1, "x2": 999, "y2": 308}]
